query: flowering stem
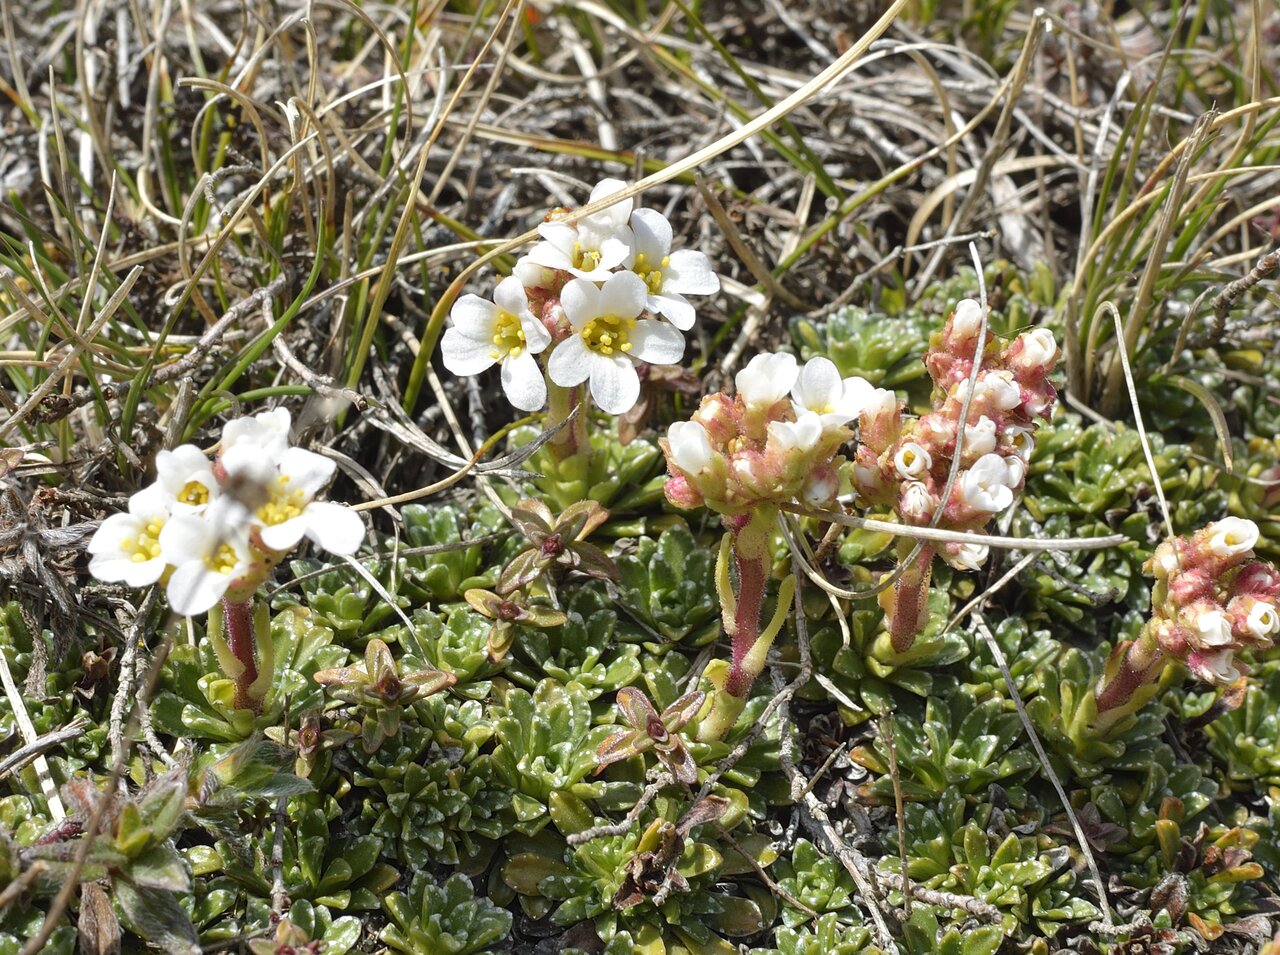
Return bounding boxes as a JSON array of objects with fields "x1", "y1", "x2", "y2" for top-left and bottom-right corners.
[
  {"x1": 545, "y1": 382, "x2": 589, "y2": 462},
  {"x1": 220, "y1": 596, "x2": 260, "y2": 712},
  {"x1": 1089, "y1": 627, "x2": 1167, "y2": 734},
  {"x1": 882, "y1": 542, "x2": 934, "y2": 653}
]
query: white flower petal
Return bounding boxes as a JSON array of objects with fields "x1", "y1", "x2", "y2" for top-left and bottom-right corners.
[
  {"x1": 628, "y1": 321, "x2": 685, "y2": 365},
  {"x1": 279, "y1": 447, "x2": 335, "y2": 497},
  {"x1": 560, "y1": 279, "x2": 601, "y2": 330},
  {"x1": 441, "y1": 327, "x2": 498, "y2": 376},
  {"x1": 501, "y1": 349, "x2": 548, "y2": 411},
  {"x1": 492, "y1": 275, "x2": 531, "y2": 316},
  {"x1": 547, "y1": 335, "x2": 593, "y2": 387},
  {"x1": 629, "y1": 207, "x2": 673, "y2": 263},
  {"x1": 650, "y1": 293, "x2": 696, "y2": 331},
  {"x1": 448, "y1": 295, "x2": 498, "y2": 337},
  {"x1": 736, "y1": 353, "x2": 799, "y2": 408},
  {"x1": 302, "y1": 502, "x2": 366, "y2": 555},
  {"x1": 221, "y1": 407, "x2": 291, "y2": 458},
  {"x1": 792, "y1": 357, "x2": 843, "y2": 413},
  {"x1": 166, "y1": 562, "x2": 230, "y2": 616},
  {"x1": 586, "y1": 178, "x2": 633, "y2": 230},
  {"x1": 663, "y1": 249, "x2": 719, "y2": 295},
  {"x1": 598, "y1": 271, "x2": 648, "y2": 320},
  {"x1": 259, "y1": 517, "x2": 308, "y2": 553},
  {"x1": 1207, "y1": 517, "x2": 1259, "y2": 558},
  {"x1": 588, "y1": 354, "x2": 641, "y2": 415},
  {"x1": 592, "y1": 231, "x2": 634, "y2": 273},
  {"x1": 520, "y1": 312, "x2": 552, "y2": 353},
  {"x1": 667, "y1": 421, "x2": 714, "y2": 474}
]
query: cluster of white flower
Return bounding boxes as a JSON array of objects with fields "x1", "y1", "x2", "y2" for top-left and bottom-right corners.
[
  {"x1": 89, "y1": 409, "x2": 364, "y2": 616},
  {"x1": 441, "y1": 179, "x2": 720, "y2": 415}
]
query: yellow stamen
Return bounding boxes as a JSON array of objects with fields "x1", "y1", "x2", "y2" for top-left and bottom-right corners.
[
  {"x1": 204, "y1": 543, "x2": 239, "y2": 576},
  {"x1": 632, "y1": 253, "x2": 669, "y2": 295},
  {"x1": 178, "y1": 480, "x2": 209, "y2": 507},
  {"x1": 581, "y1": 314, "x2": 637, "y2": 357},
  {"x1": 488, "y1": 309, "x2": 527, "y2": 362},
  {"x1": 258, "y1": 487, "x2": 308, "y2": 527},
  {"x1": 572, "y1": 242, "x2": 603, "y2": 272},
  {"x1": 122, "y1": 519, "x2": 165, "y2": 563}
]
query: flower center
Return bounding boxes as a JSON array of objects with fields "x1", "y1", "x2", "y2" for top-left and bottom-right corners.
[
  {"x1": 258, "y1": 480, "x2": 308, "y2": 526},
  {"x1": 632, "y1": 253, "x2": 670, "y2": 295},
  {"x1": 581, "y1": 314, "x2": 635, "y2": 357},
  {"x1": 572, "y1": 242, "x2": 603, "y2": 272},
  {"x1": 178, "y1": 480, "x2": 209, "y2": 507},
  {"x1": 489, "y1": 310, "x2": 527, "y2": 361},
  {"x1": 204, "y1": 543, "x2": 239, "y2": 576},
  {"x1": 122, "y1": 519, "x2": 165, "y2": 563}
]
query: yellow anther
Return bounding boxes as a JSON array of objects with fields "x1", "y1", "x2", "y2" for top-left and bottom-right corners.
[
  {"x1": 178, "y1": 481, "x2": 209, "y2": 507},
  {"x1": 205, "y1": 543, "x2": 239, "y2": 576},
  {"x1": 581, "y1": 314, "x2": 636, "y2": 358},
  {"x1": 489, "y1": 310, "x2": 526, "y2": 361}
]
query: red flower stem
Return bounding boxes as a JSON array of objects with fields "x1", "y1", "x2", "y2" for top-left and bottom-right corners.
[
  {"x1": 221, "y1": 596, "x2": 260, "y2": 712},
  {"x1": 887, "y1": 543, "x2": 934, "y2": 653},
  {"x1": 725, "y1": 512, "x2": 771, "y2": 698},
  {"x1": 1094, "y1": 637, "x2": 1165, "y2": 715}
]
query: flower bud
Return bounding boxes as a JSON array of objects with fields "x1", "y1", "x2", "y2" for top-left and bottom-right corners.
[
  {"x1": 802, "y1": 465, "x2": 841, "y2": 507},
  {"x1": 1190, "y1": 607, "x2": 1234, "y2": 648},
  {"x1": 859, "y1": 388, "x2": 901, "y2": 452},
  {"x1": 949, "y1": 298, "x2": 983, "y2": 340},
  {"x1": 1228, "y1": 595, "x2": 1280, "y2": 643},
  {"x1": 943, "y1": 541, "x2": 989, "y2": 572},
  {"x1": 665, "y1": 421, "x2": 715, "y2": 476},
  {"x1": 1005, "y1": 425, "x2": 1036, "y2": 461},
  {"x1": 1009, "y1": 327, "x2": 1058, "y2": 375},
  {"x1": 1185, "y1": 647, "x2": 1241, "y2": 685},
  {"x1": 1235, "y1": 561, "x2": 1280, "y2": 599},
  {"x1": 736, "y1": 352, "x2": 798, "y2": 411},
  {"x1": 893, "y1": 442, "x2": 932, "y2": 480},
  {"x1": 664, "y1": 474, "x2": 703, "y2": 510},
  {"x1": 693, "y1": 394, "x2": 739, "y2": 446},
  {"x1": 959, "y1": 454, "x2": 1014, "y2": 514},
  {"x1": 899, "y1": 481, "x2": 938, "y2": 523},
  {"x1": 1204, "y1": 517, "x2": 1259, "y2": 560},
  {"x1": 961, "y1": 415, "x2": 998, "y2": 457}
]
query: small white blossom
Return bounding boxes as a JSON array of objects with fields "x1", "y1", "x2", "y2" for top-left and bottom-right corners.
[
  {"x1": 154, "y1": 445, "x2": 219, "y2": 513},
  {"x1": 948, "y1": 542, "x2": 990, "y2": 572},
  {"x1": 1194, "y1": 648, "x2": 1241, "y2": 684},
  {"x1": 1004, "y1": 454, "x2": 1027, "y2": 489},
  {"x1": 548, "y1": 272, "x2": 684, "y2": 415},
  {"x1": 767, "y1": 411, "x2": 823, "y2": 454},
  {"x1": 667, "y1": 421, "x2": 715, "y2": 475},
  {"x1": 790, "y1": 357, "x2": 875, "y2": 430},
  {"x1": 961, "y1": 453, "x2": 1015, "y2": 513},
  {"x1": 525, "y1": 178, "x2": 634, "y2": 281},
  {"x1": 802, "y1": 469, "x2": 840, "y2": 506},
  {"x1": 894, "y1": 442, "x2": 932, "y2": 480},
  {"x1": 961, "y1": 415, "x2": 998, "y2": 457},
  {"x1": 862, "y1": 388, "x2": 899, "y2": 420},
  {"x1": 1194, "y1": 609, "x2": 1234, "y2": 647},
  {"x1": 900, "y1": 480, "x2": 936, "y2": 523},
  {"x1": 88, "y1": 486, "x2": 173, "y2": 587},
  {"x1": 1206, "y1": 517, "x2": 1259, "y2": 559},
  {"x1": 1005, "y1": 425, "x2": 1036, "y2": 461},
  {"x1": 624, "y1": 208, "x2": 720, "y2": 330},
  {"x1": 951, "y1": 299, "x2": 983, "y2": 338},
  {"x1": 441, "y1": 275, "x2": 552, "y2": 412},
  {"x1": 1019, "y1": 328, "x2": 1058, "y2": 370},
  {"x1": 222, "y1": 408, "x2": 292, "y2": 461},
  {"x1": 1246, "y1": 601, "x2": 1280, "y2": 640},
  {"x1": 735, "y1": 352, "x2": 798, "y2": 410},
  {"x1": 160, "y1": 499, "x2": 257, "y2": 616}
]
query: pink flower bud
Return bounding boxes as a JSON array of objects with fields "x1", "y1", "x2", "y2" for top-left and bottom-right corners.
[
  {"x1": 948, "y1": 299, "x2": 984, "y2": 341},
  {"x1": 664, "y1": 474, "x2": 703, "y2": 510},
  {"x1": 899, "y1": 481, "x2": 938, "y2": 523},
  {"x1": 802, "y1": 465, "x2": 841, "y2": 507},
  {"x1": 1227, "y1": 594, "x2": 1280, "y2": 644},
  {"x1": 858, "y1": 388, "x2": 901, "y2": 452},
  {"x1": 693, "y1": 394, "x2": 739, "y2": 446},
  {"x1": 1184, "y1": 647, "x2": 1242, "y2": 685},
  {"x1": 1235, "y1": 561, "x2": 1280, "y2": 599},
  {"x1": 1007, "y1": 327, "x2": 1058, "y2": 376}
]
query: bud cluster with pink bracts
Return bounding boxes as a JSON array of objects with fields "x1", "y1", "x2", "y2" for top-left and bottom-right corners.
[
  {"x1": 660, "y1": 351, "x2": 882, "y2": 515},
  {"x1": 1091, "y1": 518, "x2": 1280, "y2": 732},
  {"x1": 853, "y1": 299, "x2": 1060, "y2": 650}
]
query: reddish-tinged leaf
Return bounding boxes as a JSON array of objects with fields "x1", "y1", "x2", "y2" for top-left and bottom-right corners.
[
  {"x1": 662, "y1": 690, "x2": 707, "y2": 730},
  {"x1": 616, "y1": 687, "x2": 660, "y2": 729},
  {"x1": 594, "y1": 728, "x2": 646, "y2": 773},
  {"x1": 569, "y1": 541, "x2": 618, "y2": 581},
  {"x1": 659, "y1": 740, "x2": 700, "y2": 785}
]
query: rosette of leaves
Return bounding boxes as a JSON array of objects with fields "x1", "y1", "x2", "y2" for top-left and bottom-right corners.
[
  {"x1": 959, "y1": 616, "x2": 1060, "y2": 700},
  {"x1": 899, "y1": 907, "x2": 1003, "y2": 955},
  {"x1": 799, "y1": 597, "x2": 963, "y2": 727},
  {"x1": 490, "y1": 679, "x2": 615, "y2": 833},
  {"x1": 381, "y1": 872, "x2": 513, "y2": 955},
  {"x1": 25, "y1": 770, "x2": 200, "y2": 953},
  {"x1": 350, "y1": 718, "x2": 515, "y2": 869},
  {"x1": 245, "y1": 904, "x2": 361, "y2": 955},
  {"x1": 850, "y1": 688, "x2": 1038, "y2": 803},
  {"x1": 214, "y1": 800, "x2": 396, "y2": 914},
  {"x1": 501, "y1": 499, "x2": 618, "y2": 593},
  {"x1": 1015, "y1": 415, "x2": 1226, "y2": 626},
  {"x1": 771, "y1": 839, "x2": 863, "y2": 930},
  {"x1": 616, "y1": 525, "x2": 720, "y2": 649},
  {"x1": 287, "y1": 556, "x2": 404, "y2": 638},
  {"x1": 1206, "y1": 663, "x2": 1280, "y2": 788},
  {"x1": 506, "y1": 584, "x2": 641, "y2": 700},
  {"x1": 502, "y1": 795, "x2": 761, "y2": 955},
  {"x1": 464, "y1": 586, "x2": 567, "y2": 663},
  {"x1": 313, "y1": 637, "x2": 454, "y2": 753},
  {"x1": 152, "y1": 606, "x2": 343, "y2": 743},
  {"x1": 518, "y1": 424, "x2": 667, "y2": 514},
  {"x1": 763, "y1": 913, "x2": 880, "y2": 955},
  {"x1": 396, "y1": 502, "x2": 505, "y2": 603},
  {"x1": 885, "y1": 790, "x2": 1083, "y2": 934}
]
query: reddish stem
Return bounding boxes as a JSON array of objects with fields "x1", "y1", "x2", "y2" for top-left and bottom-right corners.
[
  {"x1": 221, "y1": 596, "x2": 260, "y2": 712},
  {"x1": 1094, "y1": 638, "x2": 1165, "y2": 714},
  {"x1": 888, "y1": 544, "x2": 934, "y2": 653},
  {"x1": 726, "y1": 546, "x2": 766, "y2": 698}
]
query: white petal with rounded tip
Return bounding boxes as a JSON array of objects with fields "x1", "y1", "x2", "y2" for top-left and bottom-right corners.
[
  {"x1": 560, "y1": 279, "x2": 601, "y2": 330},
  {"x1": 1196, "y1": 610, "x2": 1234, "y2": 647},
  {"x1": 279, "y1": 447, "x2": 335, "y2": 497},
  {"x1": 525, "y1": 239, "x2": 573, "y2": 272},
  {"x1": 513, "y1": 256, "x2": 557, "y2": 289},
  {"x1": 589, "y1": 354, "x2": 641, "y2": 414},
  {"x1": 93, "y1": 554, "x2": 167, "y2": 588},
  {"x1": 792, "y1": 357, "x2": 843, "y2": 412},
  {"x1": 447, "y1": 295, "x2": 499, "y2": 337},
  {"x1": 736, "y1": 352, "x2": 798, "y2": 407},
  {"x1": 519, "y1": 312, "x2": 553, "y2": 353},
  {"x1": 650, "y1": 293, "x2": 696, "y2": 330},
  {"x1": 260, "y1": 517, "x2": 308, "y2": 553},
  {"x1": 768, "y1": 411, "x2": 824, "y2": 452},
  {"x1": 628, "y1": 321, "x2": 685, "y2": 365},
  {"x1": 222, "y1": 407, "x2": 291, "y2": 458},
  {"x1": 586, "y1": 178, "x2": 633, "y2": 230},
  {"x1": 492, "y1": 275, "x2": 530, "y2": 316},
  {"x1": 534, "y1": 221, "x2": 578, "y2": 253},
  {"x1": 547, "y1": 335, "x2": 593, "y2": 387},
  {"x1": 88, "y1": 513, "x2": 141, "y2": 555},
  {"x1": 303, "y1": 501, "x2": 366, "y2": 555},
  {"x1": 501, "y1": 350, "x2": 547, "y2": 411},
  {"x1": 157, "y1": 514, "x2": 217, "y2": 566},
  {"x1": 629, "y1": 208, "x2": 673, "y2": 263},
  {"x1": 441, "y1": 328, "x2": 498, "y2": 376},
  {"x1": 598, "y1": 271, "x2": 648, "y2": 319},
  {"x1": 1208, "y1": 517, "x2": 1259, "y2": 557},
  {"x1": 166, "y1": 562, "x2": 230, "y2": 616},
  {"x1": 951, "y1": 299, "x2": 983, "y2": 337},
  {"x1": 589, "y1": 231, "x2": 634, "y2": 274},
  {"x1": 664, "y1": 249, "x2": 719, "y2": 295},
  {"x1": 127, "y1": 484, "x2": 172, "y2": 519},
  {"x1": 667, "y1": 421, "x2": 714, "y2": 474}
]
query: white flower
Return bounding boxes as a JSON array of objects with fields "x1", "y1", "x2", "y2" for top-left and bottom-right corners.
[
  {"x1": 222, "y1": 445, "x2": 365, "y2": 556},
  {"x1": 441, "y1": 275, "x2": 552, "y2": 412},
  {"x1": 1206, "y1": 517, "x2": 1259, "y2": 558},
  {"x1": 863, "y1": 388, "x2": 899, "y2": 420},
  {"x1": 160, "y1": 498, "x2": 256, "y2": 615},
  {"x1": 802, "y1": 469, "x2": 840, "y2": 506},
  {"x1": 1194, "y1": 609, "x2": 1234, "y2": 647},
  {"x1": 768, "y1": 411, "x2": 824, "y2": 454},
  {"x1": 893, "y1": 442, "x2": 932, "y2": 480},
  {"x1": 1192, "y1": 648, "x2": 1241, "y2": 684},
  {"x1": 667, "y1": 421, "x2": 715, "y2": 475},
  {"x1": 948, "y1": 542, "x2": 990, "y2": 572},
  {"x1": 735, "y1": 352, "x2": 798, "y2": 410},
  {"x1": 154, "y1": 445, "x2": 219, "y2": 513},
  {"x1": 623, "y1": 208, "x2": 719, "y2": 330},
  {"x1": 222, "y1": 408, "x2": 292, "y2": 461},
  {"x1": 548, "y1": 272, "x2": 684, "y2": 415},
  {"x1": 961, "y1": 453, "x2": 1015, "y2": 513},
  {"x1": 960, "y1": 415, "x2": 998, "y2": 457},
  {"x1": 1004, "y1": 454, "x2": 1027, "y2": 489},
  {"x1": 1245, "y1": 601, "x2": 1280, "y2": 641},
  {"x1": 1019, "y1": 328, "x2": 1058, "y2": 370},
  {"x1": 525, "y1": 178, "x2": 634, "y2": 281},
  {"x1": 951, "y1": 298, "x2": 983, "y2": 338},
  {"x1": 983, "y1": 371, "x2": 1022, "y2": 411},
  {"x1": 1005, "y1": 425, "x2": 1036, "y2": 461},
  {"x1": 790, "y1": 358, "x2": 874, "y2": 430},
  {"x1": 88, "y1": 485, "x2": 173, "y2": 587},
  {"x1": 900, "y1": 480, "x2": 937, "y2": 522}
]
